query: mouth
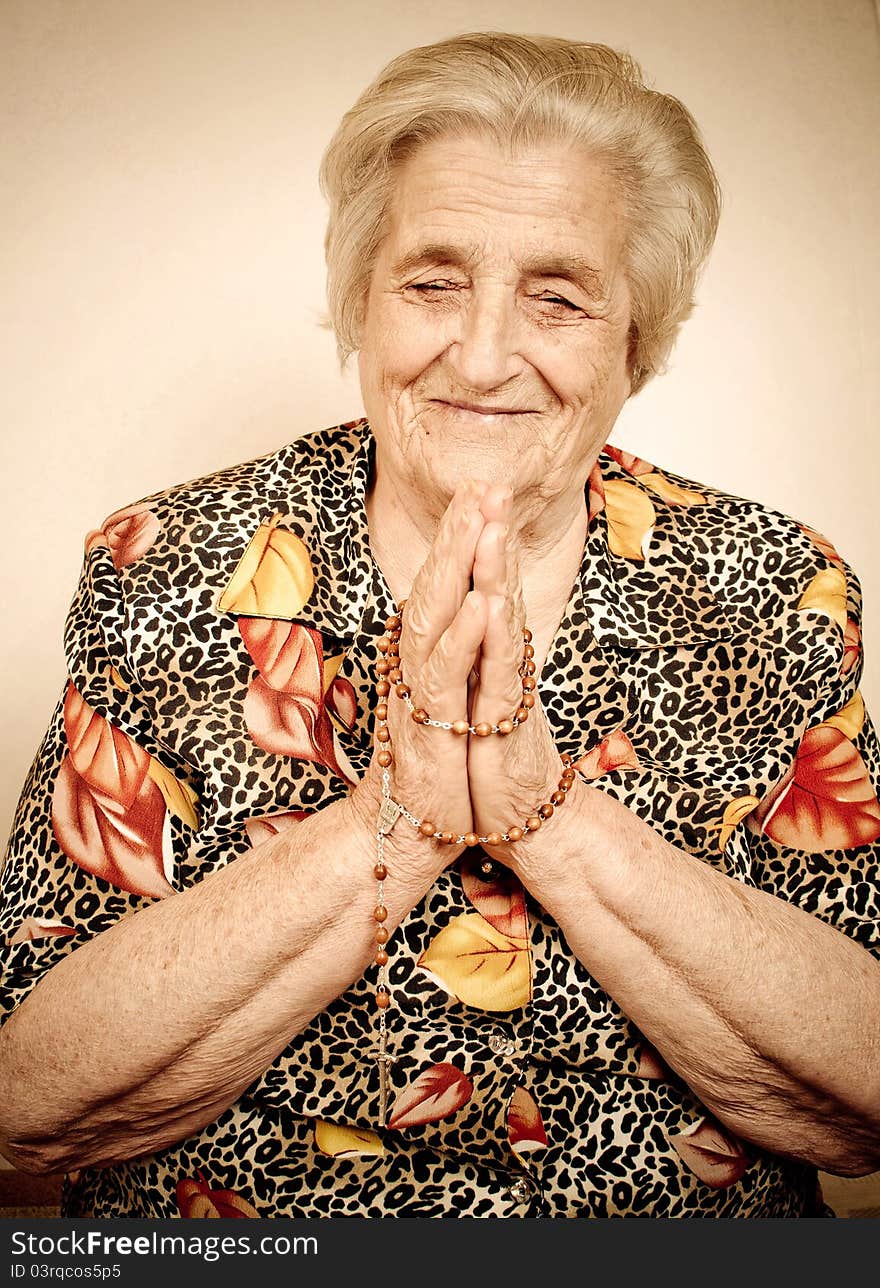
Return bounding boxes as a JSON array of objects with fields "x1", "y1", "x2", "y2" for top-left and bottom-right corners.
[{"x1": 433, "y1": 399, "x2": 536, "y2": 417}]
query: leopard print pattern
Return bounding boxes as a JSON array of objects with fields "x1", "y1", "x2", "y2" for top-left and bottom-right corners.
[{"x1": 2, "y1": 419, "x2": 877, "y2": 1217}]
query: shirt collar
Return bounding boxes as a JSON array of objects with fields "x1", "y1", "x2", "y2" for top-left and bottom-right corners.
[{"x1": 286, "y1": 419, "x2": 734, "y2": 652}]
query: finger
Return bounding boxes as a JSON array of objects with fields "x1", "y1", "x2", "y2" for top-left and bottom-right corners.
[
  {"x1": 472, "y1": 520, "x2": 508, "y2": 600},
  {"x1": 478, "y1": 483, "x2": 513, "y2": 527},
  {"x1": 418, "y1": 590, "x2": 488, "y2": 724},
  {"x1": 404, "y1": 482, "x2": 486, "y2": 667},
  {"x1": 472, "y1": 593, "x2": 526, "y2": 728}
]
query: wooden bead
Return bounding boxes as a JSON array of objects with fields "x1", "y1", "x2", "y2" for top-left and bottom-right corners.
[
  {"x1": 375, "y1": 990, "x2": 390, "y2": 1009},
  {"x1": 475, "y1": 722, "x2": 492, "y2": 737},
  {"x1": 523, "y1": 628, "x2": 533, "y2": 643},
  {"x1": 376, "y1": 680, "x2": 390, "y2": 697},
  {"x1": 374, "y1": 863, "x2": 387, "y2": 880},
  {"x1": 374, "y1": 904, "x2": 388, "y2": 921},
  {"x1": 561, "y1": 754, "x2": 574, "y2": 768},
  {"x1": 562, "y1": 768, "x2": 575, "y2": 782},
  {"x1": 538, "y1": 803, "x2": 554, "y2": 820},
  {"x1": 377, "y1": 636, "x2": 391, "y2": 654},
  {"x1": 515, "y1": 707, "x2": 529, "y2": 723},
  {"x1": 523, "y1": 660, "x2": 537, "y2": 676},
  {"x1": 375, "y1": 926, "x2": 388, "y2": 943},
  {"x1": 507, "y1": 826, "x2": 524, "y2": 842},
  {"x1": 523, "y1": 643, "x2": 535, "y2": 659},
  {"x1": 389, "y1": 668, "x2": 402, "y2": 684},
  {"x1": 464, "y1": 832, "x2": 479, "y2": 848},
  {"x1": 440, "y1": 830, "x2": 456, "y2": 845},
  {"x1": 377, "y1": 749, "x2": 393, "y2": 768},
  {"x1": 412, "y1": 708, "x2": 428, "y2": 724},
  {"x1": 419, "y1": 820, "x2": 436, "y2": 837},
  {"x1": 375, "y1": 948, "x2": 389, "y2": 966},
  {"x1": 522, "y1": 676, "x2": 537, "y2": 693},
  {"x1": 452, "y1": 719, "x2": 470, "y2": 735},
  {"x1": 396, "y1": 683, "x2": 410, "y2": 699},
  {"x1": 486, "y1": 832, "x2": 502, "y2": 846},
  {"x1": 526, "y1": 815, "x2": 542, "y2": 831},
  {"x1": 498, "y1": 718, "x2": 515, "y2": 735},
  {"x1": 385, "y1": 615, "x2": 401, "y2": 631},
  {"x1": 376, "y1": 659, "x2": 391, "y2": 675},
  {"x1": 376, "y1": 702, "x2": 387, "y2": 721},
  {"x1": 521, "y1": 693, "x2": 535, "y2": 709},
  {"x1": 551, "y1": 790, "x2": 566, "y2": 806},
  {"x1": 376, "y1": 726, "x2": 390, "y2": 743}
]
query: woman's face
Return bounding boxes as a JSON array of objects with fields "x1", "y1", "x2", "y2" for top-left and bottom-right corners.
[{"x1": 357, "y1": 133, "x2": 634, "y2": 508}]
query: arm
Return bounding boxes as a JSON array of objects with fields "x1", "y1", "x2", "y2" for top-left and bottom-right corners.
[
  {"x1": 0, "y1": 482, "x2": 487, "y2": 1174},
  {"x1": 468, "y1": 496, "x2": 880, "y2": 1176}
]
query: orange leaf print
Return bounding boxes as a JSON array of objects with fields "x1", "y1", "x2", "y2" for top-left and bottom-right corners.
[
  {"x1": 797, "y1": 567, "x2": 847, "y2": 631},
  {"x1": 8, "y1": 918, "x2": 76, "y2": 945},
  {"x1": 604, "y1": 445, "x2": 655, "y2": 476},
  {"x1": 842, "y1": 617, "x2": 861, "y2": 677},
  {"x1": 52, "y1": 756, "x2": 174, "y2": 898},
  {"x1": 603, "y1": 479, "x2": 656, "y2": 561},
  {"x1": 217, "y1": 514, "x2": 314, "y2": 619},
  {"x1": 387, "y1": 1062, "x2": 473, "y2": 1131},
  {"x1": 417, "y1": 913, "x2": 531, "y2": 1011},
  {"x1": 63, "y1": 684, "x2": 151, "y2": 809},
  {"x1": 239, "y1": 619, "x2": 324, "y2": 699},
  {"x1": 507, "y1": 1086, "x2": 548, "y2": 1154},
  {"x1": 85, "y1": 504, "x2": 161, "y2": 569},
  {"x1": 669, "y1": 1116, "x2": 750, "y2": 1189},
  {"x1": 820, "y1": 691, "x2": 865, "y2": 741},
  {"x1": 575, "y1": 730, "x2": 640, "y2": 779},
  {"x1": 755, "y1": 725, "x2": 880, "y2": 851},
  {"x1": 638, "y1": 472, "x2": 707, "y2": 506},
  {"x1": 460, "y1": 852, "x2": 528, "y2": 939},
  {"x1": 313, "y1": 1121, "x2": 384, "y2": 1157},
  {"x1": 176, "y1": 1174, "x2": 260, "y2": 1218},
  {"x1": 587, "y1": 462, "x2": 606, "y2": 525},
  {"x1": 707, "y1": 794, "x2": 760, "y2": 853},
  {"x1": 239, "y1": 621, "x2": 352, "y2": 779}
]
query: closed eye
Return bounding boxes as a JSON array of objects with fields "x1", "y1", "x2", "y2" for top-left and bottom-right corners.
[{"x1": 408, "y1": 280, "x2": 461, "y2": 293}]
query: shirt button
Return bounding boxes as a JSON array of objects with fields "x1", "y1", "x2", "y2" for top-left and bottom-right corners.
[
  {"x1": 488, "y1": 1030, "x2": 516, "y2": 1056},
  {"x1": 506, "y1": 1177, "x2": 535, "y2": 1205}
]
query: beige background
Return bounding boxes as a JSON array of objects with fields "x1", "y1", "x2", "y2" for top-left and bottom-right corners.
[{"x1": 1, "y1": 0, "x2": 878, "y2": 1213}]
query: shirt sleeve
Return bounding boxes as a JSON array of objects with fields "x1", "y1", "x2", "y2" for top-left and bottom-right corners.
[
  {"x1": 743, "y1": 554, "x2": 880, "y2": 960},
  {"x1": 0, "y1": 538, "x2": 202, "y2": 1024}
]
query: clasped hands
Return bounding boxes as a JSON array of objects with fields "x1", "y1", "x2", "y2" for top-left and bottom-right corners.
[{"x1": 374, "y1": 479, "x2": 568, "y2": 867}]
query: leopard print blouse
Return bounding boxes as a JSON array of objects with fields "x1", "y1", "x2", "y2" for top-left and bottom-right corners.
[{"x1": 2, "y1": 418, "x2": 878, "y2": 1218}]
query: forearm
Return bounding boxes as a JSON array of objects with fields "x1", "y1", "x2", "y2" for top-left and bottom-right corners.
[
  {"x1": 507, "y1": 778, "x2": 880, "y2": 1174},
  {"x1": 0, "y1": 790, "x2": 440, "y2": 1172}
]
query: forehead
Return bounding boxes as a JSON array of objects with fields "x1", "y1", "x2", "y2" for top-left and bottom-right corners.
[{"x1": 380, "y1": 134, "x2": 628, "y2": 275}]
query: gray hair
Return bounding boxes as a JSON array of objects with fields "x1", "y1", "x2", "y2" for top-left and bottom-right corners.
[{"x1": 319, "y1": 31, "x2": 721, "y2": 394}]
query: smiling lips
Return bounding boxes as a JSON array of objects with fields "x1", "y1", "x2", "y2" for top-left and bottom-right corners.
[{"x1": 434, "y1": 398, "x2": 536, "y2": 416}]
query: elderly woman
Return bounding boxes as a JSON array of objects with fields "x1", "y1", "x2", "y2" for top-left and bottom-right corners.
[{"x1": 1, "y1": 32, "x2": 878, "y2": 1220}]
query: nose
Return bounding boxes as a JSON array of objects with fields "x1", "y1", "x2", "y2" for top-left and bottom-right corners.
[{"x1": 447, "y1": 286, "x2": 523, "y2": 392}]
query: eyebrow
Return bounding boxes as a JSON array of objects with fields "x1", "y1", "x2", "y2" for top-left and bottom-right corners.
[{"x1": 390, "y1": 244, "x2": 609, "y2": 301}]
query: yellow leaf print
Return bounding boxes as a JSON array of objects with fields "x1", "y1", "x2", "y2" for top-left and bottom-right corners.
[
  {"x1": 821, "y1": 690, "x2": 865, "y2": 740},
  {"x1": 313, "y1": 1121, "x2": 384, "y2": 1158},
  {"x1": 603, "y1": 479, "x2": 656, "y2": 561},
  {"x1": 707, "y1": 795, "x2": 760, "y2": 852},
  {"x1": 323, "y1": 653, "x2": 344, "y2": 692},
  {"x1": 417, "y1": 912, "x2": 531, "y2": 1011},
  {"x1": 797, "y1": 567, "x2": 847, "y2": 631},
  {"x1": 147, "y1": 759, "x2": 199, "y2": 832},
  {"x1": 217, "y1": 514, "x2": 315, "y2": 619},
  {"x1": 638, "y1": 472, "x2": 707, "y2": 506}
]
